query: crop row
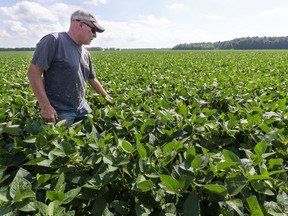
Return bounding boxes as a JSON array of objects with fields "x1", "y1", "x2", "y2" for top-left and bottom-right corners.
[{"x1": 0, "y1": 50, "x2": 288, "y2": 215}]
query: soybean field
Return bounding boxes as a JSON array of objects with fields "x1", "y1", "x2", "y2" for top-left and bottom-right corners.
[{"x1": 0, "y1": 50, "x2": 288, "y2": 215}]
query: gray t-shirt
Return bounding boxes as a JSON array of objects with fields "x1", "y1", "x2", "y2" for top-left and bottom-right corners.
[{"x1": 31, "y1": 32, "x2": 96, "y2": 112}]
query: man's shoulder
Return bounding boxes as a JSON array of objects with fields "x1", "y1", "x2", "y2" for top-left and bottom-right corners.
[{"x1": 40, "y1": 32, "x2": 66, "y2": 42}]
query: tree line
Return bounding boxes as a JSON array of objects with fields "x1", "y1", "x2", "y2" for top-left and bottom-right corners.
[
  {"x1": 172, "y1": 36, "x2": 288, "y2": 50},
  {"x1": 0, "y1": 47, "x2": 105, "y2": 52}
]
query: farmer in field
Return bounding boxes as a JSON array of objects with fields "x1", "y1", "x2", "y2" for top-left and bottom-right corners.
[{"x1": 27, "y1": 9, "x2": 112, "y2": 125}]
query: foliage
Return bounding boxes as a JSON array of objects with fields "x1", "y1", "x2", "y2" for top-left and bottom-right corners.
[
  {"x1": 172, "y1": 36, "x2": 288, "y2": 50},
  {"x1": 0, "y1": 50, "x2": 288, "y2": 215}
]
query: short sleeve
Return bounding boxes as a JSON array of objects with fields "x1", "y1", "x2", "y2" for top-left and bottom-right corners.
[{"x1": 31, "y1": 33, "x2": 59, "y2": 71}]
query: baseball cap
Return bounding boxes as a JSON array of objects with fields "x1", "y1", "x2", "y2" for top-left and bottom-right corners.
[{"x1": 71, "y1": 9, "x2": 105, "y2": 33}]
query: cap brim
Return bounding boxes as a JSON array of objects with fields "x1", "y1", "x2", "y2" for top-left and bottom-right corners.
[{"x1": 92, "y1": 22, "x2": 105, "y2": 33}]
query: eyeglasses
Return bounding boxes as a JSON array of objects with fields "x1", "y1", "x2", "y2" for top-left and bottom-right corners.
[{"x1": 77, "y1": 20, "x2": 97, "y2": 34}]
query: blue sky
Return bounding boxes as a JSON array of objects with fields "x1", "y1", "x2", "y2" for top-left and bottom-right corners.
[{"x1": 0, "y1": 0, "x2": 288, "y2": 48}]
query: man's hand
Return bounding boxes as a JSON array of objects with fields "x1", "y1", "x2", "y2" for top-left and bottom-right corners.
[
  {"x1": 105, "y1": 95, "x2": 114, "y2": 104},
  {"x1": 41, "y1": 104, "x2": 58, "y2": 123}
]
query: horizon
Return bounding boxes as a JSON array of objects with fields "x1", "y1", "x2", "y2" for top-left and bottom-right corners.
[
  {"x1": 1, "y1": 0, "x2": 288, "y2": 49},
  {"x1": 0, "y1": 35, "x2": 287, "y2": 50}
]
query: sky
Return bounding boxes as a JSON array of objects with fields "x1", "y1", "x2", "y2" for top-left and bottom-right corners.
[{"x1": 0, "y1": 0, "x2": 288, "y2": 49}]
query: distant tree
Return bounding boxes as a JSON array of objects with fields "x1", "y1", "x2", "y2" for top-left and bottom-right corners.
[{"x1": 172, "y1": 36, "x2": 288, "y2": 50}]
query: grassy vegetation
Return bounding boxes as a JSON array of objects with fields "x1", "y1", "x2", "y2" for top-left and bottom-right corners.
[{"x1": 0, "y1": 50, "x2": 288, "y2": 215}]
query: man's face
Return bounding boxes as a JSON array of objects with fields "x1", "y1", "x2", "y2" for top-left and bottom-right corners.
[{"x1": 78, "y1": 21, "x2": 97, "y2": 45}]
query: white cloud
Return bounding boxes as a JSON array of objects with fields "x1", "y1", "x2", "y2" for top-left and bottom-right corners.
[
  {"x1": 0, "y1": 1, "x2": 58, "y2": 24},
  {"x1": 0, "y1": 1, "x2": 70, "y2": 48},
  {"x1": 3, "y1": 20, "x2": 27, "y2": 34},
  {"x1": 258, "y1": 8, "x2": 288, "y2": 17},
  {"x1": 93, "y1": 14, "x2": 173, "y2": 48},
  {"x1": 205, "y1": 14, "x2": 225, "y2": 21},
  {"x1": 137, "y1": 14, "x2": 170, "y2": 26},
  {"x1": 81, "y1": 0, "x2": 108, "y2": 6},
  {"x1": 166, "y1": 3, "x2": 184, "y2": 10}
]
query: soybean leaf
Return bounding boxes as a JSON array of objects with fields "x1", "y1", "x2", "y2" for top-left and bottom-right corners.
[
  {"x1": 136, "y1": 142, "x2": 147, "y2": 159},
  {"x1": 3, "y1": 124, "x2": 22, "y2": 136},
  {"x1": 159, "y1": 175, "x2": 179, "y2": 194},
  {"x1": 55, "y1": 173, "x2": 65, "y2": 193},
  {"x1": 36, "y1": 173, "x2": 52, "y2": 187},
  {"x1": 92, "y1": 196, "x2": 112, "y2": 215},
  {"x1": 9, "y1": 168, "x2": 33, "y2": 200},
  {"x1": 23, "y1": 135, "x2": 37, "y2": 143},
  {"x1": 137, "y1": 180, "x2": 154, "y2": 192},
  {"x1": 183, "y1": 191, "x2": 200, "y2": 216},
  {"x1": 226, "y1": 199, "x2": 244, "y2": 216},
  {"x1": 254, "y1": 140, "x2": 267, "y2": 155},
  {"x1": 0, "y1": 206, "x2": 15, "y2": 216},
  {"x1": 223, "y1": 149, "x2": 241, "y2": 163},
  {"x1": 246, "y1": 196, "x2": 264, "y2": 216},
  {"x1": 118, "y1": 139, "x2": 134, "y2": 153},
  {"x1": 46, "y1": 191, "x2": 65, "y2": 202},
  {"x1": 204, "y1": 184, "x2": 228, "y2": 196},
  {"x1": 277, "y1": 190, "x2": 288, "y2": 212},
  {"x1": 62, "y1": 187, "x2": 81, "y2": 204},
  {"x1": 111, "y1": 200, "x2": 129, "y2": 215},
  {"x1": 226, "y1": 175, "x2": 248, "y2": 196},
  {"x1": 135, "y1": 202, "x2": 152, "y2": 216}
]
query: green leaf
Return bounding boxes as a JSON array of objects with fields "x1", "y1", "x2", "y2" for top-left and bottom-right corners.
[
  {"x1": 62, "y1": 187, "x2": 81, "y2": 204},
  {"x1": 183, "y1": 191, "x2": 200, "y2": 216},
  {"x1": 46, "y1": 191, "x2": 65, "y2": 202},
  {"x1": 226, "y1": 199, "x2": 244, "y2": 216},
  {"x1": 136, "y1": 142, "x2": 147, "y2": 159},
  {"x1": 223, "y1": 149, "x2": 241, "y2": 163},
  {"x1": 0, "y1": 187, "x2": 9, "y2": 202},
  {"x1": 251, "y1": 180, "x2": 274, "y2": 195},
  {"x1": 23, "y1": 135, "x2": 37, "y2": 143},
  {"x1": 55, "y1": 173, "x2": 65, "y2": 193},
  {"x1": 111, "y1": 200, "x2": 129, "y2": 215},
  {"x1": 47, "y1": 200, "x2": 65, "y2": 216},
  {"x1": 226, "y1": 175, "x2": 248, "y2": 196},
  {"x1": 3, "y1": 124, "x2": 22, "y2": 135},
  {"x1": 103, "y1": 155, "x2": 114, "y2": 165},
  {"x1": 118, "y1": 139, "x2": 134, "y2": 153},
  {"x1": 135, "y1": 202, "x2": 152, "y2": 216},
  {"x1": 92, "y1": 196, "x2": 111, "y2": 215},
  {"x1": 9, "y1": 168, "x2": 33, "y2": 200},
  {"x1": 36, "y1": 173, "x2": 52, "y2": 186},
  {"x1": 13, "y1": 188, "x2": 35, "y2": 202},
  {"x1": 16, "y1": 199, "x2": 37, "y2": 212},
  {"x1": 247, "y1": 196, "x2": 264, "y2": 216},
  {"x1": 216, "y1": 161, "x2": 238, "y2": 170},
  {"x1": 163, "y1": 140, "x2": 183, "y2": 153},
  {"x1": 35, "y1": 134, "x2": 48, "y2": 148},
  {"x1": 36, "y1": 202, "x2": 48, "y2": 216},
  {"x1": 159, "y1": 175, "x2": 179, "y2": 194},
  {"x1": 179, "y1": 104, "x2": 189, "y2": 118},
  {"x1": 24, "y1": 157, "x2": 46, "y2": 166},
  {"x1": 186, "y1": 146, "x2": 196, "y2": 160},
  {"x1": 0, "y1": 206, "x2": 15, "y2": 216},
  {"x1": 277, "y1": 190, "x2": 288, "y2": 212},
  {"x1": 259, "y1": 124, "x2": 271, "y2": 133},
  {"x1": 137, "y1": 180, "x2": 154, "y2": 192},
  {"x1": 191, "y1": 155, "x2": 202, "y2": 169},
  {"x1": 204, "y1": 184, "x2": 228, "y2": 196},
  {"x1": 191, "y1": 154, "x2": 209, "y2": 169},
  {"x1": 160, "y1": 203, "x2": 177, "y2": 215},
  {"x1": 254, "y1": 140, "x2": 267, "y2": 155}
]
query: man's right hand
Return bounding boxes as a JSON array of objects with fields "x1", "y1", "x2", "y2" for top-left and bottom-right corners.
[{"x1": 41, "y1": 104, "x2": 58, "y2": 123}]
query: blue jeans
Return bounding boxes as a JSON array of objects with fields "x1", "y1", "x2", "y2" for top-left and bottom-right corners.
[{"x1": 57, "y1": 102, "x2": 92, "y2": 126}]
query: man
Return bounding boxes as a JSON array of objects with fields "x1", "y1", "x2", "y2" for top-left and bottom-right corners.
[{"x1": 27, "y1": 9, "x2": 112, "y2": 126}]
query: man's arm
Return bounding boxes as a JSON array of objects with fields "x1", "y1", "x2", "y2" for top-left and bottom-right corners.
[
  {"x1": 27, "y1": 64, "x2": 58, "y2": 122},
  {"x1": 88, "y1": 78, "x2": 113, "y2": 102}
]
